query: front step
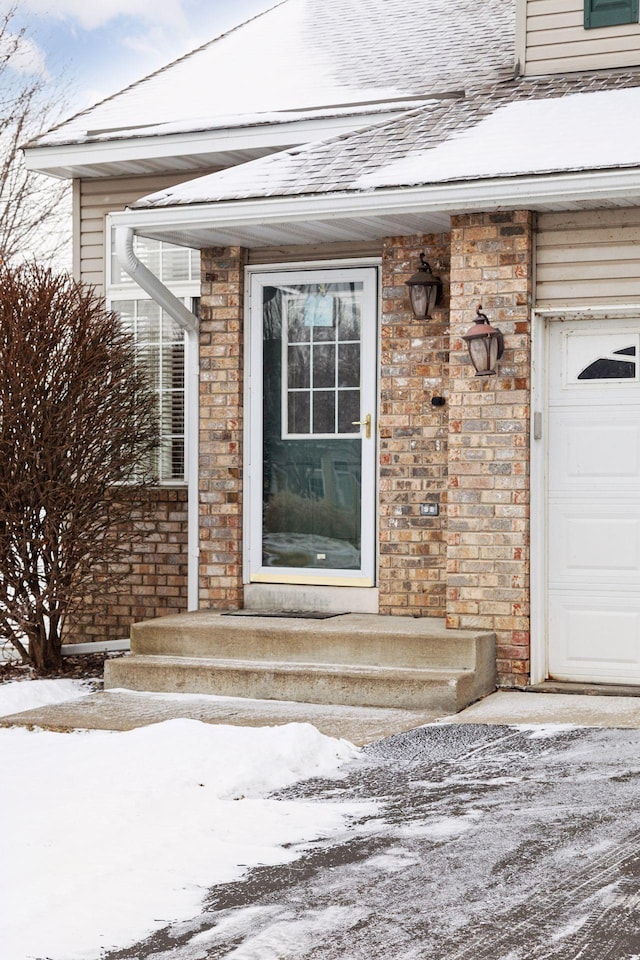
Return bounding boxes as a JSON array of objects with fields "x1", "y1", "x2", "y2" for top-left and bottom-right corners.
[{"x1": 105, "y1": 613, "x2": 496, "y2": 713}]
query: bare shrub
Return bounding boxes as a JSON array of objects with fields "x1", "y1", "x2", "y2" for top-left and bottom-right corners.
[{"x1": 0, "y1": 263, "x2": 159, "y2": 673}]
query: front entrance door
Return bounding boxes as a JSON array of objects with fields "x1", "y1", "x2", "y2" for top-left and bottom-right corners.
[
  {"x1": 547, "y1": 317, "x2": 640, "y2": 683},
  {"x1": 247, "y1": 268, "x2": 378, "y2": 585}
]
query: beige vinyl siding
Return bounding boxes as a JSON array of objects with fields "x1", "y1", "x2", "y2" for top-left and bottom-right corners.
[
  {"x1": 536, "y1": 209, "x2": 640, "y2": 305},
  {"x1": 524, "y1": 0, "x2": 640, "y2": 74},
  {"x1": 79, "y1": 173, "x2": 216, "y2": 291}
]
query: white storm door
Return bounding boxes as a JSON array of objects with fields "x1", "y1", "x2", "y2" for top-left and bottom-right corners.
[
  {"x1": 547, "y1": 318, "x2": 640, "y2": 683},
  {"x1": 248, "y1": 268, "x2": 378, "y2": 585}
]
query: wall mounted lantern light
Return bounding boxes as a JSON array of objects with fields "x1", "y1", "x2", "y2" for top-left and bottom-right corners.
[
  {"x1": 462, "y1": 304, "x2": 504, "y2": 376},
  {"x1": 405, "y1": 252, "x2": 443, "y2": 320}
]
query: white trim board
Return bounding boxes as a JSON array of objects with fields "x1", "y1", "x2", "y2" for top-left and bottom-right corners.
[
  {"x1": 243, "y1": 261, "x2": 381, "y2": 591},
  {"x1": 530, "y1": 305, "x2": 640, "y2": 685}
]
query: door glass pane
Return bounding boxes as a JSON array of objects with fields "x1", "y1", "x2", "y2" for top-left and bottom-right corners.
[
  {"x1": 288, "y1": 345, "x2": 310, "y2": 388},
  {"x1": 338, "y1": 343, "x2": 360, "y2": 387},
  {"x1": 262, "y1": 280, "x2": 364, "y2": 571},
  {"x1": 313, "y1": 344, "x2": 336, "y2": 388},
  {"x1": 313, "y1": 390, "x2": 335, "y2": 434},
  {"x1": 338, "y1": 390, "x2": 360, "y2": 434},
  {"x1": 288, "y1": 393, "x2": 310, "y2": 435}
]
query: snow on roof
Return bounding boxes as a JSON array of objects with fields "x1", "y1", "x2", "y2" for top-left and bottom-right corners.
[
  {"x1": 131, "y1": 75, "x2": 640, "y2": 208},
  {"x1": 73, "y1": 101, "x2": 429, "y2": 143},
  {"x1": 131, "y1": 103, "x2": 444, "y2": 207},
  {"x1": 360, "y1": 86, "x2": 640, "y2": 188},
  {"x1": 32, "y1": 0, "x2": 515, "y2": 149}
]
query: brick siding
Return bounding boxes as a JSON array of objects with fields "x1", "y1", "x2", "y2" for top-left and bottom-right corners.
[
  {"x1": 65, "y1": 486, "x2": 188, "y2": 643},
  {"x1": 446, "y1": 211, "x2": 534, "y2": 687},
  {"x1": 198, "y1": 247, "x2": 246, "y2": 609},
  {"x1": 379, "y1": 235, "x2": 450, "y2": 617}
]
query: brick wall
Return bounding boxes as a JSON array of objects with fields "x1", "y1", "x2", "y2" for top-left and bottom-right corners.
[
  {"x1": 67, "y1": 224, "x2": 536, "y2": 689},
  {"x1": 199, "y1": 247, "x2": 246, "y2": 609},
  {"x1": 379, "y1": 235, "x2": 450, "y2": 617},
  {"x1": 446, "y1": 211, "x2": 534, "y2": 687},
  {"x1": 65, "y1": 486, "x2": 188, "y2": 643}
]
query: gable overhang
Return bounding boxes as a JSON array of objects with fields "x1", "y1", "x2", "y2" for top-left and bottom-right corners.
[
  {"x1": 110, "y1": 166, "x2": 640, "y2": 249},
  {"x1": 23, "y1": 106, "x2": 424, "y2": 180}
]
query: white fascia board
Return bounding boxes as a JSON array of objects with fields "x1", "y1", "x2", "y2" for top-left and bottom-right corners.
[
  {"x1": 110, "y1": 167, "x2": 640, "y2": 239},
  {"x1": 23, "y1": 111, "x2": 408, "y2": 177}
]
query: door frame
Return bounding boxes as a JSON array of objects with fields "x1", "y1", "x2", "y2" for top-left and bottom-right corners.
[
  {"x1": 530, "y1": 304, "x2": 640, "y2": 684},
  {"x1": 243, "y1": 259, "x2": 381, "y2": 587}
]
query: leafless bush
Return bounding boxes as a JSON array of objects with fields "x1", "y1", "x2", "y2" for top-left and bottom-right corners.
[{"x1": 0, "y1": 263, "x2": 159, "y2": 673}]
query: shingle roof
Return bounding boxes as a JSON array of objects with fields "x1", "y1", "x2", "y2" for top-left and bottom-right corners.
[
  {"x1": 31, "y1": 0, "x2": 515, "y2": 148},
  {"x1": 132, "y1": 70, "x2": 640, "y2": 208}
]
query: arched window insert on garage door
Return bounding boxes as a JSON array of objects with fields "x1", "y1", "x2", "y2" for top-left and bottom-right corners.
[{"x1": 577, "y1": 345, "x2": 638, "y2": 381}]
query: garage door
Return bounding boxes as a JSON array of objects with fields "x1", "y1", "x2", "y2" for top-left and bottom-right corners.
[{"x1": 548, "y1": 318, "x2": 640, "y2": 684}]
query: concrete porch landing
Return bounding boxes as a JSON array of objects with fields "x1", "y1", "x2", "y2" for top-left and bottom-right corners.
[
  {"x1": 5, "y1": 689, "x2": 640, "y2": 748},
  {"x1": 104, "y1": 612, "x2": 496, "y2": 714},
  {"x1": 0, "y1": 690, "x2": 440, "y2": 746}
]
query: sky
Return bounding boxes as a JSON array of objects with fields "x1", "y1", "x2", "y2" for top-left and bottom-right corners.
[{"x1": 2, "y1": 0, "x2": 277, "y2": 114}]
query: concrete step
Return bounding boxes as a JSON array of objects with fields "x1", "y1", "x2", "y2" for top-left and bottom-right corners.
[
  {"x1": 104, "y1": 654, "x2": 485, "y2": 713},
  {"x1": 105, "y1": 613, "x2": 496, "y2": 713},
  {"x1": 129, "y1": 612, "x2": 490, "y2": 670}
]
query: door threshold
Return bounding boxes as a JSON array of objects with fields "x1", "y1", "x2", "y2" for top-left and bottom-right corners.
[
  {"x1": 526, "y1": 680, "x2": 640, "y2": 698},
  {"x1": 222, "y1": 610, "x2": 346, "y2": 620}
]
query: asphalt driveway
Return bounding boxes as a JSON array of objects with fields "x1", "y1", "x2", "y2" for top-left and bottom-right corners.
[{"x1": 100, "y1": 721, "x2": 640, "y2": 960}]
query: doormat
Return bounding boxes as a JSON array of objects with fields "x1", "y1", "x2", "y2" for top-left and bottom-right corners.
[{"x1": 222, "y1": 610, "x2": 346, "y2": 620}]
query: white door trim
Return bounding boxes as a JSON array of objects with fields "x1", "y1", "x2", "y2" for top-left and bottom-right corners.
[
  {"x1": 243, "y1": 261, "x2": 380, "y2": 587},
  {"x1": 531, "y1": 304, "x2": 640, "y2": 685},
  {"x1": 530, "y1": 307, "x2": 548, "y2": 685}
]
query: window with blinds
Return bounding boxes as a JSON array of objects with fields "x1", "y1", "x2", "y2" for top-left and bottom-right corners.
[{"x1": 109, "y1": 234, "x2": 199, "y2": 483}]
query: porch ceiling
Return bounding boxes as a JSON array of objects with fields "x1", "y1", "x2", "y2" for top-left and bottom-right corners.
[{"x1": 120, "y1": 210, "x2": 453, "y2": 248}]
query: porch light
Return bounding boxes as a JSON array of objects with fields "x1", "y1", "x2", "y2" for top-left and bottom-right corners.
[
  {"x1": 462, "y1": 304, "x2": 504, "y2": 376},
  {"x1": 405, "y1": 252, "x2": 442, "y2": 320}
]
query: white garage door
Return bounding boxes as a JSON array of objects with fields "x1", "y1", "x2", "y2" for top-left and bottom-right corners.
[{"x1": 548, "y1": 318, "x2": 640, "y2": 684}]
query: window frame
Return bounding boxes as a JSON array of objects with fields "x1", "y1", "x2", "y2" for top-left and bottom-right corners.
[
  {"x1": 107, "y1": 230, "x2": 200, "y2": 486},
  {"x1": 584, "y1": 0, "x2": 639, "y2": 29}
]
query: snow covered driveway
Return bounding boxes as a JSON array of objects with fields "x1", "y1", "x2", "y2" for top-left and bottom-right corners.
[
  {"x1": 97, "y1": 722, "x2": 640, "y2": 960},
  {"x1": 0, "y1": 681, "x2": 372, "y2": 960}
]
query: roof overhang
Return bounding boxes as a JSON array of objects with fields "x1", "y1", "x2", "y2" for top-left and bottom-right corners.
[
  {"x1": 109, "y1": 166, "x2": 640, "y2": 249},
  {"x1": 23, "y1": 106, "x2": 422, "y2": 180}
]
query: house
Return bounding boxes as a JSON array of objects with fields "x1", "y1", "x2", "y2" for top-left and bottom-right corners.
[{"x1": 23, "y1": 0, "x2": 640, "y2": 698}]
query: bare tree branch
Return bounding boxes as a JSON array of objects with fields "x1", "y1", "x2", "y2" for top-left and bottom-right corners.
[{"x1": 0, "y1": 7, "x2": 70, "y2": 266}]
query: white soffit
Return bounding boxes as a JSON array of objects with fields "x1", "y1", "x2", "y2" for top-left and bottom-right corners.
[
  {"x1": 109, "y1": 166, "x2": 640, "y2": 250},
  {"x1": 24, "y1": 109, "x2": 414, "y2": 180},
  {"x1": 119, "y1": 212, "x2": 453, "y2": 249}
]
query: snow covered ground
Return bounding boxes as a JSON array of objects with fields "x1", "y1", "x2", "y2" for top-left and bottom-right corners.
[
  {"x1": 0, "y1": 677, "x2": 95, "y2": 719},
  {"x1": 0, "y1": 680, "x2": 371, "y2": 960}
]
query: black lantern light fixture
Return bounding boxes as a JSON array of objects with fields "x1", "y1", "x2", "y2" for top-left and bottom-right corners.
[
  {"x1": 405, "y1": 252, "x2": 442, "y2": 320},
  {"x1": 462, "y1": 304, "x2": 504, "y2": 376}
]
